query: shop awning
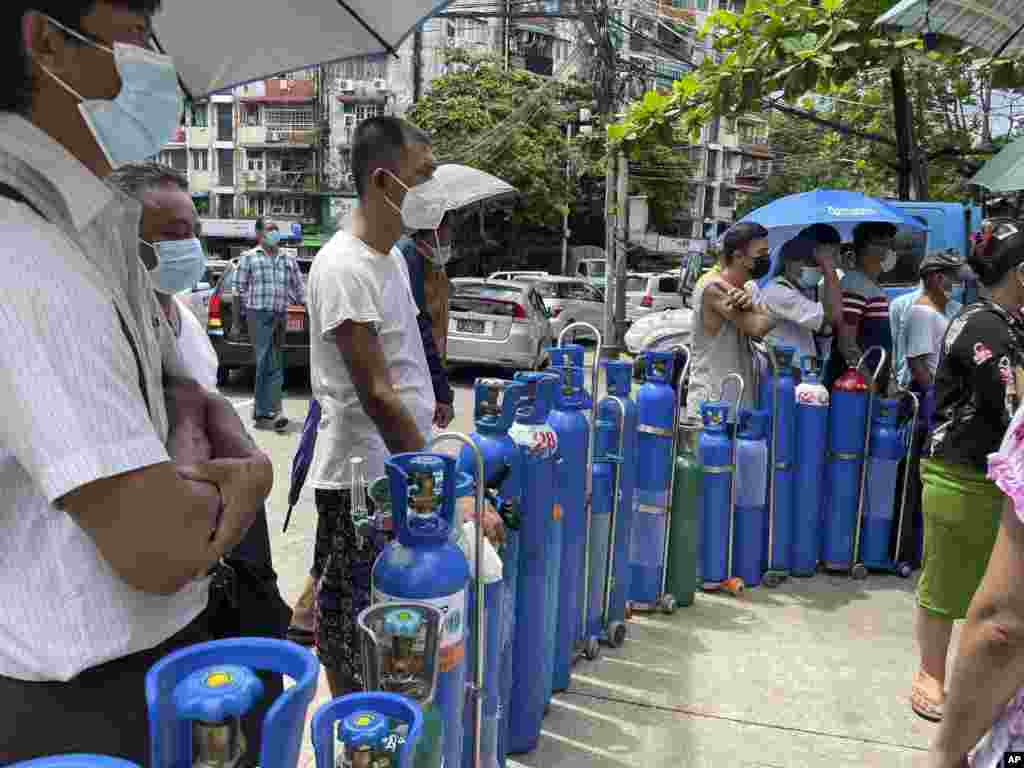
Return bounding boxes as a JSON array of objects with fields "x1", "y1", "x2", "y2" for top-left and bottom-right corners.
[
  {"x1": 876, "y1": 0, "x2": 1024, "y2": 58},
  {"x1": 970, "y1": 134, "x2": 1024, "y2": 192}
]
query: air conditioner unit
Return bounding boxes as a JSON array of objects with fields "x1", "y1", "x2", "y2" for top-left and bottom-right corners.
[
  {"x1": 338, "y1": 79, "x2": 355, "y2": 92},
  {"x1": 373, "y1": 79, "x2": 387, "y2": 91},
  {"x1": 268, "y1": 130, "x2": 284, "y2": 142}
]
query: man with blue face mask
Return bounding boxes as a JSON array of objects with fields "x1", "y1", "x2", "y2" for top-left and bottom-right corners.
[
  {"x1": 236, "y1": 218, "x2": 306, "y2": 431},
  {"x1": 0, "y1": 2, "x2": 273, "y2": 762},
  {"x1": 756, "y1": 224, "x2": 843, "y2": 367}
]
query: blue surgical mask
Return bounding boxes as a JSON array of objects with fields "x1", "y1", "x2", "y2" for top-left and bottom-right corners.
[
  {"x1": 799, "y1": 267, "x2": 822, "y2": 289},
  {"x1": 148, "y1": 238, "x2": 206, "y2": 295},
  {"x1": 38, "y1": 16, "x2": 182, "y2": 169},
  {"x1": 263, "y1": 230, "x2": 282, "y2": 248}
]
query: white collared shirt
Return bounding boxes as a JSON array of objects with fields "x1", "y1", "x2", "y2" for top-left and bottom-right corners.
[{"x1": 0, "y1": 115, "x2": 207, "y2": 681}]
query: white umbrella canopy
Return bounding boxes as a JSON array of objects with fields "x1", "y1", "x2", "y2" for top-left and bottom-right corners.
[
  {"x1": 152, "y1": 0, "x2": 453, "y2": 98},
  {"x1": 434, "y1": 164, "x2": 518, "y2": 212}
]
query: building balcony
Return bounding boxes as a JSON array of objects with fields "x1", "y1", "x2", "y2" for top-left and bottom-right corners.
[
  {"x1": 187, "y1": 126, "x2": 211, "y2": 146},
  {"x1": 189, "y1": 171, "x2": 212, "y2": 193},
  {"x1": 238, "y1": 125, "x2": 319, "y2": 147}
]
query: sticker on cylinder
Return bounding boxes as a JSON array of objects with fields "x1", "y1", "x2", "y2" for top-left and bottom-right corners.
[
  {"x1": 373, "y1": 588, "x2": 466, "y2": 672},
  {"x1": 508, "y1": 422, "x2": 558, "y2": 459},
  {"x1": 553, "y1": 503, "x2": 562, "y2": 521}
]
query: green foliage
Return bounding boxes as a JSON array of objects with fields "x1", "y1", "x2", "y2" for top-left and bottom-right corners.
[
  {"x1": 607, "y1": 0, "x2": 1022, "y2": 192},
  {"x1": 407, "y1": 50, "x2": 594, "y2": 230}
]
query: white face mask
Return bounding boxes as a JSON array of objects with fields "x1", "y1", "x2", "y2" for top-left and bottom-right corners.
[
  {"x1": 383, "y1": 171, "x2": 449, "y2": 231},
  {"x1": 881, "y1": 249, "x2": 899, "y2": 273},
  {"x1": 38, "y1": 16, "x2": 182, "y2": 169}
]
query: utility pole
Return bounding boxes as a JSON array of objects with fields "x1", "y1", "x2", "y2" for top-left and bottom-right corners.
[
  {"x1": 561, "y1": 120, "x2": 573, "y2": 276},
  {"x1": 413, "y1": 26, "x2": 423, "y2": 103},
  {"x1": 503, "y1": 0, "x2": 511, "y2": 71},
  {"x1": 614, "y1": 152, "x2": 630, "y2": 354},
  {"x1": 603, "y1": 152, "x2": 619, "y2": 354}
]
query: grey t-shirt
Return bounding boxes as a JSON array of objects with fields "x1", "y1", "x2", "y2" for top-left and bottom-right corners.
[{"x1": 686, "y1": 275, "x2": 756, "y2": 419}]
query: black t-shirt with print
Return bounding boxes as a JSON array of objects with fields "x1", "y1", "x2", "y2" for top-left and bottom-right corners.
[{"x1": 929, "y1": 301, "x2": 1024, "y2": 472}]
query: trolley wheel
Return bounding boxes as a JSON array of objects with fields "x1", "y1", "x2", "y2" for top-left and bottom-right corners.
[
  {"x1": 851, "y1": 563, "x2": 868, "y2": 580},
  {"x1": 658, "y1": 594, "x2": 678, "y2": 615},
  {"x1": 763, "y1": 571, "x2": 781, "y2": 588},
  {"x1": 897, "y1": 562, "x2": 913, "y2": 578},
  {"x1": 816, "y1": 562, "x2": 827, "y2": 574},
  {"x1": 608, "y1": 621, "x2": 627, "y2": 648},
  {"x1": 723, "y1": 577, "x2": 745, "y2": 596},
  {"x1": 584, "y1": 637, "x2": 601, "y2": 661},
  {"x1": 625, "y1": 603, "x2": 634, "y2": 620}
]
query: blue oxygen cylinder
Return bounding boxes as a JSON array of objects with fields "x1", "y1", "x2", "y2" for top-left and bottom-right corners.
[
  {"x1": 861, "y1": 399, "x2": 904, "y2": 568},
  {"x1": 8, "y1": 759, "x2": 140, "y2": 768},
  {"x1": 733, "y1": 409, "x2": 768, "y2": 588},
  {"x1": 792, "y1": 356, "x2": 830, "y2": 576},
  {"x1": 758, "y1": 345, "x2": 796, "y2": 579},
  {"x1": 457, "y1": 379, "x2": 526, "y2": 768},
  {"x1": 312, "y1": 692, "x2": 425, "y2": 768},
  {"x1": 823, "y1": 367, "x2": 870, "y2": 569},
  {"x1": 506, "y1": 373, "x2": 559, "y2": 754},
  {"x1": 512, "y1": 371, "x2": 562, "y2": 709},
  {"x1": 544, "y1": 354, "x2": 591, "y2": 693},
  {"x1": 699, "y1": 403, "x2": 733, "y2": 586},
  {"x1": 603, "y1": 361, "x2": 639, "y2": 629},
  {"x1": 629, "y1": 351, "x2": 677, "y2": 610},
  {"x1": 373, "y1": 454, "x2": 471, "y2": 768},
  {"x1": 550, "y1": 344, "x2": 594, "y2": 410},
  {"x1": 146, "y1": 638, "x2": 320, "y2": 768}
]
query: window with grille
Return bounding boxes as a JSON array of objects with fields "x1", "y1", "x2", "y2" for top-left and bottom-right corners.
[
  {"x1": 158, "y1": 149, "x2": 187, "y2": 171},
  {"x1": 355, "y1": 104, "x2": 384, "y2": 123},
  {"x1": 264, "y1": 107, "x2": 315, "y2": 131},
  {"x1": 247, "y1": 152, "x2": 265, "y2": 171},
  {"x1": 190, "y1": 149, "x2": 209, "y2": 171},
  {"x1": 719, "y1": 187, "x2": 736, "y2": 207},
  {"x1": 190, "y1": 103, "x2": 208, "y2": 128},
  {"x1": 243, "y1": 104, "x2": 261, "y2": 126}
]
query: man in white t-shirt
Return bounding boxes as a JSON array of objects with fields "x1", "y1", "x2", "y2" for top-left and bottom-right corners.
[{"x1": 307, "y1": 116, "x2": 447, "y2": 696}]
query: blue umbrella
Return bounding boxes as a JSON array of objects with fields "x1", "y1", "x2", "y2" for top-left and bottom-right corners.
[
  {"x1": 732, "y1": 189, "x2": 928, "y2": 250},
  {"x1": 282, "y1": 399, "x2": 322, "y2": 533}
]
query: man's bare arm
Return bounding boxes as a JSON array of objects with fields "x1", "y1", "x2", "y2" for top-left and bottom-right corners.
[
  {"x1": 335, "y1": 320, "x2": 426, "y2": 454},
  {"x1": 705, "y1": 282, "x2": 777, "y2": 338}
]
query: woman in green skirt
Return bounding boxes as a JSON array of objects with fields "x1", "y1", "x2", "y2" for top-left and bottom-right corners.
[{"x1": 912, "y1": 221, "x2": 1024, "y2": 723}]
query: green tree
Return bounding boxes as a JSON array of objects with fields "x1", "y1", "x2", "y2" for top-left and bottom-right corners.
[
  {"x1": 606, "y1": 0, "x2": 1023, "y2": 201},
  {"x1": 407, "y1": 49, "x2": 594, "y2": 230}
]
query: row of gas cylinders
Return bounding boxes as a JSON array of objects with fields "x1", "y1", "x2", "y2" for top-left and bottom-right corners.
[
  {"x1": 692, "y1": 343, "x2": 917, "y2": 595},
  {"x1": 14, "y1": 330, "x2": 685, "y2": 768}
]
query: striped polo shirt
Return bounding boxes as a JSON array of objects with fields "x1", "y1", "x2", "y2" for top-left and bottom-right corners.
[{"x1": 840, "y1": 269, "x2": 892, "y2": 360}]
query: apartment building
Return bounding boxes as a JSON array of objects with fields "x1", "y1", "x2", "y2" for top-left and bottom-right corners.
[{"x1": 617, "y1": 0, "x2": 773, "y2": 240}]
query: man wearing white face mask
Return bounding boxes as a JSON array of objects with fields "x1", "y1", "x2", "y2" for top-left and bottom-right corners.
[
  {"x1": 396, "y1": 214, "x2": 456, "y2": 428},
  {"x1": 0, "y1": 2, "x2": 272, "y2": 762},
  {"x1": 307, "y1": 116, "x2": 444, "y2": 696},
  {"x1": 237, "y1": 218, "x2": 305, "y2": 431},
  {"x1": 756, "y1": 224, "x2": 843, "y2": 367}
]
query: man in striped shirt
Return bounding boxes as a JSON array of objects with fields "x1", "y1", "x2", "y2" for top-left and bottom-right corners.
[{"x1": 825, "y1": 221, "x2": 899, "y2": 390}]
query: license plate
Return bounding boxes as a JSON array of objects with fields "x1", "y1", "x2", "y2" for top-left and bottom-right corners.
[
  {"x1": 457, "y1": 318, "x2": 486, "y2": 334},
  {"x1": 287, "y1": 314, "x2": 304, "y2": 332}
]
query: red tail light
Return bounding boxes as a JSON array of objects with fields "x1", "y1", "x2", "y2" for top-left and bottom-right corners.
[
  {"x1": 641, "y1": 294, "x2": 653, "y2": 308},
  {"x1": 514, "y1": 303, "x2": 527, "y2": 319},
  {"x1": 207, "y1": 292, "x2": 222, "y2": 327}
]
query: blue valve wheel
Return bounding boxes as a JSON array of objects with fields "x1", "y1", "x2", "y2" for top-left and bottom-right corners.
[
  {"x1": 173, "y1": 665, "x2": 264, "y2": 723},
  {"x1": 384, "y1": 608, "x2": 424, "y2": 638},
  {"x1": 340, "y1": 710, "x2": 390, "y2": 749}
]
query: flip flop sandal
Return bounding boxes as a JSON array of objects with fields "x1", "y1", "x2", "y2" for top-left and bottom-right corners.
[
  {"x1": 910, "y1": 683, "x2": 944, "y2": 722},
  {"x1": 286, "y1": 625, "x2": 315, "y2": 647}
]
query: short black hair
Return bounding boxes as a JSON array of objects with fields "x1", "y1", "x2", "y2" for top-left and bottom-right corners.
[
  {"x1": 968, "y1": 219, "x2": 1024, "y2": 287},
  {"x1": 721, "y1": 222, "x2": 768, "y2": 263},
  {"x1": 779, "y1": 236, "x2": 816, "y2": 264},
  {"x1": 6, "y1": 2, "x2": 162, "y2": 114},
  {"x1": 798, "y1": 223, "x2": 841, "y2": 245},
  {"x1": 351, "y1": 116, "x2": 431, "y2": 199},
  {"x1": 853, "y1": 221, "x2": 897, "y2": 254}
]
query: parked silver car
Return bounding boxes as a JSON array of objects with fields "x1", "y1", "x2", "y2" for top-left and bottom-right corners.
[
  {"x1": 447, "y1": 279, "x2": 553, "y2": 371},
  {"x1": 514, "y1": 275, "x2": 605, "y2": 340},
  {"x1": 626, "y1": 272, "x2": 683, "y2": 321}
]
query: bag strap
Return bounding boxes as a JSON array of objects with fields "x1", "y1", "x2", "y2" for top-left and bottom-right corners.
[{"x1": 0, "y1": 182, "x2": 153, "y2": 419}]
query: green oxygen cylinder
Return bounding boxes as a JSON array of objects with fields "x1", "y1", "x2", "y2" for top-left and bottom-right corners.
[{"x1": 665, "y1": 418, "x2": 702, "y2": 606}]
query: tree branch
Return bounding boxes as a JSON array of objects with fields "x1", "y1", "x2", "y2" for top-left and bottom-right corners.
[{"x1": 764, "y1": 98, "x2": 897, "y2": 147}]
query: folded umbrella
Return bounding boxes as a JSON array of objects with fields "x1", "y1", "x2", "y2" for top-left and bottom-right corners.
[
  {"x1": 282, "y1": 399, "x2": 322, "y2": 533},
  {"x1": 153, "y1": 0, "x2": 454, "y2": 98}
]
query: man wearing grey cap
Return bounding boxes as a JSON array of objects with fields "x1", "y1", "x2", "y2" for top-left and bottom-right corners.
[{"x1": 892, "y1": 249, "x2": 964, "y2": 391}]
